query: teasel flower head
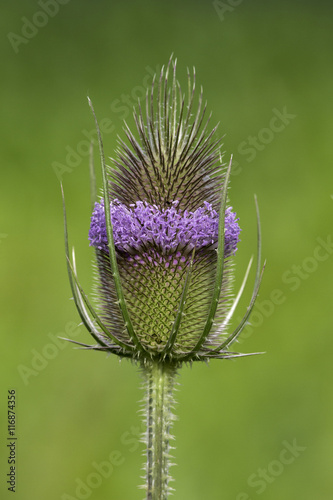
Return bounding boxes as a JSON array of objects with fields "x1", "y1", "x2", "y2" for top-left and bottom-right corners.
[{"x1": 62, "y1": 58, "x2": 264, "y2": 367}]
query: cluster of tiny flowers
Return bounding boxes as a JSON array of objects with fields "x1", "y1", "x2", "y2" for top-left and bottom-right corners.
[{"x1": 88, "y1": 199, "x2": 240, "y2": 256}]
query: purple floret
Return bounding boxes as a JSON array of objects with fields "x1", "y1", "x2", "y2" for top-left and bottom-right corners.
[{"x1": 89, "y1": 199, "x2": 240, "y2": 257}]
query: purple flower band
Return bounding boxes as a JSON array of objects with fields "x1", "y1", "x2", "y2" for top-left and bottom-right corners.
[{"x1": 89, "y1": 199, "x2": 240, "y2": 257}]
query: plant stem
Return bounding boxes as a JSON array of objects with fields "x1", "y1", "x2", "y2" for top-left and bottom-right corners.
[{"x1": 142, "y1": 362, "x2": 177, "y2": 500}]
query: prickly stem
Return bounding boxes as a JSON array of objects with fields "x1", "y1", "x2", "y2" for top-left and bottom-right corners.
[{"x1": 141, "y1": 362, "x2": 177, "y2": 500}]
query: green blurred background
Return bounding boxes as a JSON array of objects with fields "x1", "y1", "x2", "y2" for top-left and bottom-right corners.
[{"x1": 1, "y1": 1, "x2": 332, "y2": 499}]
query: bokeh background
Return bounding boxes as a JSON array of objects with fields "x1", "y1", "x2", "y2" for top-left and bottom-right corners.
[{"x1": 1, "y1": 1, "x2": 332, "y2": 499}]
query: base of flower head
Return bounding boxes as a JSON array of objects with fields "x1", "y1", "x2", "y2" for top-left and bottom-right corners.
[{"x1": 63, "y1": 186, "x2": 264, "y2": 365}]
